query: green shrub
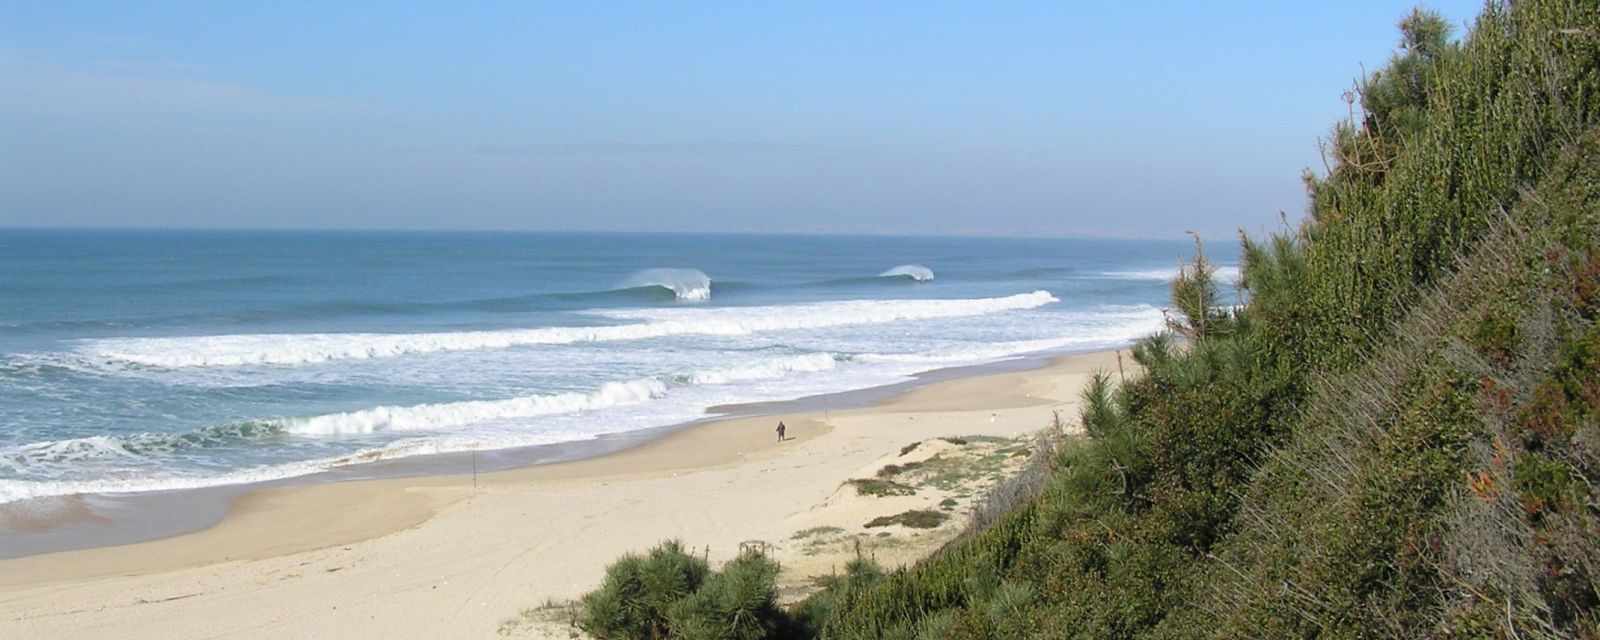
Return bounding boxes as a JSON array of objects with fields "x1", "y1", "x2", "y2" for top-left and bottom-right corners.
[
  {"x1": 579, "y1": 542, "x2": 797, "y2": 640},
  {"x1": 799, "y1": 2, "x2": 1600, "y2": 638},
  {"x1": 579, "y1": 540, "x2": 710, "y2": 639},
  {"x1": 574, "y1": 3, "x2": 1600, "y2": 637},
  {"x1": 665, "y1": 551, "x2": 786, "y2": 640},
  {"x1": 864, "y1": 510, "x2": 949, "y2": 529}
]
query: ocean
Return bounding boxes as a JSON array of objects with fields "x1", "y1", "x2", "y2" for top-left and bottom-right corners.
[{"x1": 0, "y1": 230, "x2": 1236, "y2": 505}]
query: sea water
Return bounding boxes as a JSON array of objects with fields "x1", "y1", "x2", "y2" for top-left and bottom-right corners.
[{"x1": 0, "y1": 230, "x2": 1237, "y2": 504}]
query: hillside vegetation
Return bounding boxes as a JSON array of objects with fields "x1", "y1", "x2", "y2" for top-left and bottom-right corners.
[{"x1": 572, "y1": 1, "x2": 1600, "y2": 637}]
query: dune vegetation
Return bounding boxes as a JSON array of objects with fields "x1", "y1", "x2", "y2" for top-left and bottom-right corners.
[{"x1": 568, "y1": 1, "x2": 1600, "y2": 637}]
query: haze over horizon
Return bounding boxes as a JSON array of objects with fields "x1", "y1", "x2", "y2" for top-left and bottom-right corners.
[{"x1": 1, "y1": 1, "x2": 1481, "y2": 240}]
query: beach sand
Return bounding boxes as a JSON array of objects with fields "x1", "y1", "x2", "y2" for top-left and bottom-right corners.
[{"x1": 0, "y1": 349, "x2": 1121, "y2": 639}]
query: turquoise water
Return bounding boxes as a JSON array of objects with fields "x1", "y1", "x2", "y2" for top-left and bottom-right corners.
[{"x1": 0, "y1": 230, "x2": 1235, "y2": 504}]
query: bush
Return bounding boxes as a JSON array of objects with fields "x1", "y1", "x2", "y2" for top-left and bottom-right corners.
[
  {"x1": 579, "y1": 542, "x2": 793, "y2": 639},
  {"x1": 666, "y1": 551, "x2": 787, "y2": 640},
  {"x1": 579, "y1": 540, "x2": 710, "y2": 639},
  {"x1": 573, "y1": 3, "x2": 1600, "y2": 637},
  {"x1": 800, "y1": 2, "x2": 1600, "y2": 638},
  {"x1": 864, "y1": 510, "x2": 949, "y2": 529}
]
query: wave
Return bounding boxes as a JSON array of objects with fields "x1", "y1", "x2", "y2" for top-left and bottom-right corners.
[
  {"x1": 1099, "y1": 265, "x2": 1242, "y2": 283},
  {"x1": 289, "y1": 353, "x2": 845, "y2": 436},
  {"x1": 1, "y1": 353, "x2": 845, "y2": 470},
  {"x1": 620, "y1": 268, "x2": 712, "y2": 302},
  {"x1": 0, "y1": 352, "x2": 858, "y2": 502},
  {"x1": 854, "y1": 306, "x2": 1165, "y2": 365},
  {"x1": 0, "y1": 421, "x2": 289, "y2": 471},
  {"x1": 472, "y1": 280, "x2": 765, "y2": 311},
  {"x1": 0, "y1": 311, "x2": 1175, "y2": 505},
  {"x1": 0, "y1": 457, "x2": 329, "y2": 506},
  {"x1": 878, "y1": 264, "x2": 935, "y2": 282},
  {"x1": 73, "y1": 291, "x2": 1059, "y2": 368},
  {"x1": 672, "y1": 353, "x2": 839, "y2": 385},
  {"x1": 3, "y1": 278, "x2": 743, "y2": 336},
  {"x1": 283, "y1": 379, "x2": 669, "y2": 436}
]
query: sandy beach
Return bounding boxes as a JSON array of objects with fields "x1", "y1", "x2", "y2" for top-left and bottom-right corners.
[{"x1": 0, "y1": 349, "x2": 1121, "y2": 639}]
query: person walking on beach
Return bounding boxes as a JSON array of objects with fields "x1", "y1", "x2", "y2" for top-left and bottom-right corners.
[{"x1": 776, "y1": 421, "x2": 787, "y2": 442}]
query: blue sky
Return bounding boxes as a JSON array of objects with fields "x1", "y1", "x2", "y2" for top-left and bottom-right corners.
[{"x1": 0, "y1": 1, "x2": 1482, "y2": 239}]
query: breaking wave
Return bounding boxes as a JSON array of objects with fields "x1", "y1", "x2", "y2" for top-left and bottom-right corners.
[
  {"x1": 0, "y1": 307, "x2": 1174, "y2": 505},
  {"x1": 282, "y1": 379, "x2": 669, "y2": 436},
  {"x1": 878, "y1": 264, "x2": 935, "y2": 282},
  {"x1": 0, "y1": 352, "x2": 855, "y2": 502},
  {"x1": 0, "y1": 353, "x2": 844, "y2": 474},
  {"x1": 0, "y1": 421, "x2": 288, "y2": 473},
  {"x1": 74, "y1": 291, "x2": 1059, "y2": 368},
  {"x1": 620, "y1": 268, "x2": 712, "y2": 302}
]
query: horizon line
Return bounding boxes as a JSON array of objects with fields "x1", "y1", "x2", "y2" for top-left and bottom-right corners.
[{"x1": 0, "y1": 224, "x2": 1239, "y2": 243}]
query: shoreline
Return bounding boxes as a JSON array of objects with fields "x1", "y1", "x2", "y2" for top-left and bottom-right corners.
[
  {"x1": 0, "y1": 348, "x2": 1123, "y2": 640},
  {"x1": 0, "y1": 348, "x2": 1070, "y2": 560}
]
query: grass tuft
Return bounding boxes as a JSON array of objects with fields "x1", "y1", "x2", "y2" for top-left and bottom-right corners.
[{"x1": 845, "y1": 478, "x2": 917, "y2": 497}]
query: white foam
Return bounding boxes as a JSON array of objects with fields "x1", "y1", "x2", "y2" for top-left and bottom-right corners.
[
  {"x1": 855, "y1": 305, "x2": 1164, "y2": 365},
  {"x1": 593, "y1": 290, "x2": 1057, "y2": 327},
  {"x1": 282, "y1": 378, "x2": 669, "y2": 435},
  {"x1": 622, "y1": 268, "x2": 712, "y2": 301},
  {"x1": 0, "y1": 306, "x2": 1171, "y2": 505},
  {"x1": 0, "y1": 353, "x2": 852, "y2": 503},
  {"x1": 0, "y1": 436, "x2": 140, "y2": 472},
  {"x1": 0, "y1": 459, "x2": 331, "y2": 505},
  {"x1": 1100, "y1": 265, "x2": 1241, "y2": 283},
  {"x1": 284, "y1": 354, "x2": 843, "y2": 436},
  {"x1": 879, "y1": 264, "x2": 935, "y2": 282},
  {"x1": 76, "y1": 291, "x2": 1059, "y2": 368},
  {"x1": 680, "y1": 353, "x2": 838, "y2": 385}
]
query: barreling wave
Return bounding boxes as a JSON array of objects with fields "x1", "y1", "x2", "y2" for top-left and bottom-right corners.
[
  {"x1": 878, "y1": 264, "x2": 935, "y2": 282},
  {"x1": 808, "y1": 264, "x2": 933, "y2": 290},
  {"x1": 75, "y1": 291, "x2": 1059, "y2": 368},
  {"x1": 620, "y1": 268, "x2": 712, "y2": 302}
]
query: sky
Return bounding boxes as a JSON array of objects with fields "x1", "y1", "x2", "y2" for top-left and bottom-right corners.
[{"x1": 0, "y1": 1, "x2": 1483, "y2": 240}]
